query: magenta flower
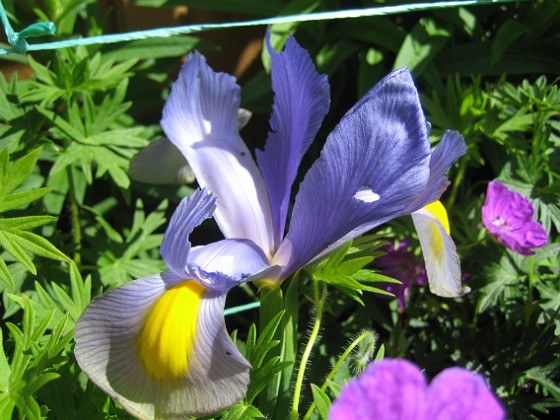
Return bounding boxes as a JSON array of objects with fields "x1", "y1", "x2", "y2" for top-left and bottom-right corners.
[
  {"x1": 376, "y1": 239, "x2": 427, "y2": 309},
  {"x1": 482, "y1": 181, "x2": 548, "y2": 255},
  {"x1": 329, "y1": 358, "x2": 505, "y2": 420}
]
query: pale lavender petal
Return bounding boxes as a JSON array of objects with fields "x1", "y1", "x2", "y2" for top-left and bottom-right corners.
[
  {"x1": 160, "y1": 188, "x2": 217, "y2": 279},
  {"x1": 256, "y1": 32, "x2": 330, "y2": 247},
  {"x1": 161, "y1": 52, "x2": 274, "y2": 255},
  {"x1": 329, "y1": 359, "x2": 428, "y2": 420},
  {"x1": 75, "y1": 275, "x2": 250, "y2": 419},
  {"x1": 482, "y1": 181, "x2": 548, "y2": 255},
  {"x1": 427, "y1": 368, "x2": 505, "y2": 420},
  {"x1": 187, "y1": 238, "x2": 283, "y2": 291},
  {"x1": 276, "y1": 68, "x2": 432, "y2": 274}
]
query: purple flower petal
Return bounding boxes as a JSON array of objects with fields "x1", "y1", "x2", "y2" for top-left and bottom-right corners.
[
  {"x1": 256, "y1": 32, "x2": 330, "y2": 248},
  {"x1": 329, "y1": 359, "x2": 505, "y2": 420},
  {"x1": 276, "y1": 68, "x2": 433, "y2": 273},
  {"x1": 482, "y1": 181, "x2": 548, "y2": 255},
  {"x1": 75, "y1": 275, "x2": 250, "y2": 419},
  {"x1": 161, "y1": 52, "x2": 274, "y2": 255},
  {"x1": 160, "y1": 188, "x2": 217, "y2": 279},
  {"x1": 405, "y1": 130, "x2": 466, "y2": 213},
  {"x1": 329, "y1": 359, "x2": 428, "y2": 420},
  {"x1": 427, "y1": 367, "x2": 505, "y2": 420},
  {"x1": 376, "y1": 239, "x2": 427, "y2": 308},
  {"x1": 187, "y1": 238, "x2": 283, "y2": 291}
]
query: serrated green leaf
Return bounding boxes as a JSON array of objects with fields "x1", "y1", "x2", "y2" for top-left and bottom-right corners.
[
  {"x1": 0, "y1": 147, "x2": 43, "y2": 196},
  {"x1": 0, "y1": 329, "x2": 11, "y2": 392},
  {"x1": 0, "y1": 216, "x2": 55, "y2": 232},
  {"x1": 0, "y1": 257, "x2": 15, "y2": 289},
  {"x1": 337, "y1": 256, "x2": 374, "y2": 276},
  {"x1": 10, "y1": 230, "x2": 69, "y2": 262},
  {"x1": 314, "y1": 272, "x2": 363, "y2": 290},
  {"x1": 222, "y1": 401, "x2": 266, "y2": 420},
  {"x1": 0, "y1": 231, "x2": 36, "y2": 274},
  {"x1": 0, "y1": 187, "x2": 54, "y2": 213},
  {"x1": 310, "y1": 383, "x2": 331, "y2": 420}
]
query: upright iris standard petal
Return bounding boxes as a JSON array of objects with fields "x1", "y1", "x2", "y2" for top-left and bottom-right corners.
[
  {"x1": 75, "y1": 274, "x2": 251, "y2": 419},
  {"x1": 256, "y1": 33, "x2": 330, "y2": 247},
  {"x1": 276, "y1": 68, "x2": 433, "y2": 273},
  {"x1": 412, "y1": 200, "x2": 468, "y2": 297},
  {"x1": 161, "y1": 52, "x2": 275, "y2": 256}
]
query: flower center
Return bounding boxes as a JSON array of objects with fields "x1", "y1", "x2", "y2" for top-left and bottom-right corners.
[
  {"x1": 492, "y1": 215, "x2": 510, "y2": 230},
  {"x1": 138, "y1": 280, "x2": 206, "y2": 381}
]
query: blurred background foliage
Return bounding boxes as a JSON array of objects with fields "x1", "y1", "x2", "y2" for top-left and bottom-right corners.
[{"x1": 0, "y1": 0, "x2": 559, "y2": 418}]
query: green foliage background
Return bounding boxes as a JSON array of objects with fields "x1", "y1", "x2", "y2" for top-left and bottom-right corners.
[{"x1": 0, "y1": 0, "x2": 559, "y2": 418}]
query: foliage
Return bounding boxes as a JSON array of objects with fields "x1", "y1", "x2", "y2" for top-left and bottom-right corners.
[{"x1": 0, "y1": 0, "x2": 558, "y2": 419}]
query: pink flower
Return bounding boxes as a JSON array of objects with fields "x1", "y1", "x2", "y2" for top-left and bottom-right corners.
[
  {"x1": 329, "y1": 359, "x2": 505, "y2": 420},
  {"x1": 482, "y1": 181, "x2": 548, "y2": 255}
]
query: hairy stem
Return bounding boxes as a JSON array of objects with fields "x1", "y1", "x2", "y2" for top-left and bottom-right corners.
[
  {"x1": 291, "y1": 280, "x2": 327, "y2": 420},
  {"x1": 67, "y1": 167, "x2": 82, "y2": 268}
]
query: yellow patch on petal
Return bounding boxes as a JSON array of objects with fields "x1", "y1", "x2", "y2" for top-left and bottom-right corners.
[
  {"x1": 422, "y1": 201, "x2": 450, "y2": 259},
  {"x1": 138, "y1": 280, "x2": 206, "y2": 381},
  {"x1": 424, "y1": 200, "x2": 450, "y2": 234}
]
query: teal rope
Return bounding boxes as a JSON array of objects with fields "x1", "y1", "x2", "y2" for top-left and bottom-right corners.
[
  {"x1": 224, "y1": 301, "x2": 261, "y2": 316},
  {"x1": 0, "y1": 0, "x2": 526, "y2": 55},
  {"x1": 0, "y1": 1, "x2": 55, "y2": 53}
]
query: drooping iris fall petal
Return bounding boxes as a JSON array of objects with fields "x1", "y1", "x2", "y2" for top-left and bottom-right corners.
[{"x1": 412, "y1": 200, "x2": 467, "y2": 297}]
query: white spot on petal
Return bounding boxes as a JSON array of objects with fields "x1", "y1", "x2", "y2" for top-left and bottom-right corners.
[{"x1": 354, "y1": 188, "x2": 380, "y2": 203}]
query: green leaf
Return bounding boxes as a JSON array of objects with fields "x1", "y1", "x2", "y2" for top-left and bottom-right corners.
[
  {"x1": 0, "y1": 257, "x2": 15, "y2": 289},
  {"x1": 394, "y1": 17, "x2": 451, "y2": 75},
  {"x1": 102, "y1": 36, "x2": 202, "y2": 61},
  {"x1": 222, "y1": 401, "x2": 266, "y2": 420},
  {"x1": 491, "y1": 19, "x2": 530, "y2": 66},
  {"x1": 0, "y1": 329, "x2": 11, "y2": 392},
  {"x1": 310, "y1": 383, "x2": 331, "y2": 420}
]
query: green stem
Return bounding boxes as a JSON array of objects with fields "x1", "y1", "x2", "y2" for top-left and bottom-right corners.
[
  {"x1": 303, "y1": 331, "x2": 373, "y2": 420},
  {"x1": 447, "y1": 158, "x2": 466, "y2": 209},
  {"x1": 291, "y1": 279, "x2": 327, "y2": 420},
  {"x1": 67, "y1": 167, "x2": 81, "y2": 268}
]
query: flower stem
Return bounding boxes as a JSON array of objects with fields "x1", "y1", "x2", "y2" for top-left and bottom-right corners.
[
  {"x1": 291, "y1": 279, "x2": 327, "y2": 420},
  {"x1": 67, "y1": 166, "x2": 82, "y2": 268},
  {"x1": 302, "y1": 330, "x2": 374, "y2": 420}
]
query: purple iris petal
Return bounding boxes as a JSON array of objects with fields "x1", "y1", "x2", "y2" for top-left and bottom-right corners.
[
  {"x1": 404, "y1": 130, "x2": 466, "y2": 213},
  {"x1": 160, "y1": 188, "x2": 217, "y2": 279},
  {"x1": 329, "y1": 359, "x2": 505, "y2": 420},
  {"x1": 188, "y1": 239, "x2": 282, "y2": 291},
  {"x1": 482, "y1": 181, "x2": 548, "y2": 255},
  {"x1": 161, "y1": 51, "x2": 275, "y2": 255},
  {"x1": 276, "y1": 68, "x2": 434, "y2": 273},
  {"x1": 256, "y1": 32, "x2": 330, "y2": 248}
]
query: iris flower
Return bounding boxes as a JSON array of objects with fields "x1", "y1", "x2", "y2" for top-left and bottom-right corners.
[
  {"x1": 75, "y1": 34, "x2": 466, "y2": 419},
  {"x1": 329, "y1": 358, "x2": 505, "y2": 420},
  {"x1": 482, "y1": 181, "x2": 548, "y2": 255}
]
